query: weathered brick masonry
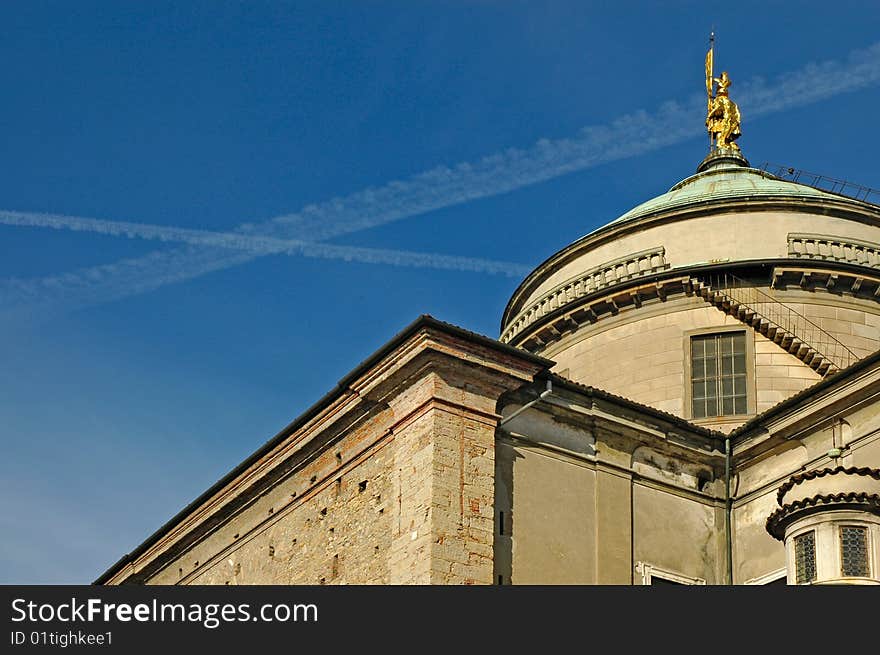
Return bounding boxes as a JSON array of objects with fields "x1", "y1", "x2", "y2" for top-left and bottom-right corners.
[{"x1": 98, "y1": 317, "x2": 548, "y2": 585}]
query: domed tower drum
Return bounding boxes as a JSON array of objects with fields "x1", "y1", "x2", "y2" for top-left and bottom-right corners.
[{"x1": 500, "y1": 150, "x2": 880, "y2": 432}]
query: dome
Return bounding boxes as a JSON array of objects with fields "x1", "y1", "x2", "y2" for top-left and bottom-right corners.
[
  {"x1": 608, "y1": 160, "x2": 844, "y2": 230},
  {"x1": 500, "y1": 148, "x2": 880, "y2": 432}
]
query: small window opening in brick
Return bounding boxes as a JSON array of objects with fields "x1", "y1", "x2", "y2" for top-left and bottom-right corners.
[
  {"x1": 320, "y1": 507, "x2": 327, "y2": 517},
  {"x1": 290, "y1": 491, "x2": 297, "y2": 499},
  {"x1": 268, "y1": 545, "x2": 275, "y2": 558},
  {"x1": 310, "y1": 475, "x2": 317, "y2": 483},
  {"x1": 358, "y1": 480, "x2": 368, "y2": 493},
  {"x1": 225, "y1": 581, "x2": 230, "y2": 585},
  {"x1": 378, "y1": 507, "x2": 384, "y2": 514},
  {"x1": 335, "y1": 451, "x2": 342, "y2": 463},
  {"x1": 319, "y1": 577, "x2": 326, "y2": 585},
  {"x1": 292, "y1": 538, "x2": 297, "y2": 546},
  {"x1": 233, "y1": 533, "x2": 239, "y2": 539},
  {"x1": 329, "y1": 527, "x2": 335, "y2": 534},
  {"x1": 498, "y1": 575, "x2": 504, "y2": 585},
  {"x1": 194, "y1": 560, "x2": 199, "y2": 567},
  {"x1": 178, "y1": 568, "x2": 183, "y2": 578},
  {"x1": 375, "y1": 545, "x2": 380, "y2": 553}
]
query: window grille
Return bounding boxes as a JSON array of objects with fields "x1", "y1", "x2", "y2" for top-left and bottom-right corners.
[
  {"x1": 691, "y1": 332, "x2": 747, "y2": 418},
  {"x1": 794, "y1": 531, "x2": 816, "y2": 584},
  {"x1": 840, "y1": 526, "x2": 869, "y2": 577}
]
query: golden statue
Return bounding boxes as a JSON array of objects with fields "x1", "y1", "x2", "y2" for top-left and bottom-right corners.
[{"x1": 705, "y1": 39, "x2": 742, "y2": 151}]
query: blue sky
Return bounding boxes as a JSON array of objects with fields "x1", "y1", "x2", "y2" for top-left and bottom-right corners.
[{"x1": 2, "y1": 1, "x2": 879, "y2": 584}]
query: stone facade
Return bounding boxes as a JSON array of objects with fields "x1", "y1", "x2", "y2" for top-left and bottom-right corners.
[
  {"x1": 99, "y1": 318, "x2": 546, "y2": 586},
  {"x1": 98, "y1": 154, "x2": 880, "y2": 586}
]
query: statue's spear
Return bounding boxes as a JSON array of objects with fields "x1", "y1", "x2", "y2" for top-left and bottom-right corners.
[{"x1": 705, "y1": 31, "x2": 715, "y2": 149}]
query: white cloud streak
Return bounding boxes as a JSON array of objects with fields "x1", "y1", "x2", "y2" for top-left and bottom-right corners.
[
  {"x1": 4, "y1": 41, "x2": 880, "y2": 318},
  {"x1": 0, "y1": 210, "x2": 530, "y2": 277}
]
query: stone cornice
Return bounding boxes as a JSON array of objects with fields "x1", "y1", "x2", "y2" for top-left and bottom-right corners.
[
  {"x1": 500, "y1": 246, "x2": 668, "y2": 344},
  {"x1": 776, "y1": 466, "x2": 880, "y2": 505},
  {"x1": 504, "y1": 273, "x2": 694, "y2": 351},
  {"x1": 766, "y1": 493, "x2": 880, "y2": 540},
  {"x1": 734, "y1": 351, "x2": 880, "y2": 447},
  {"x1": 502, "y1": 195, "x2": 880, "y2": 330},
  {"x1": 765, "y1": 466, "x2": 880, "y2": 540},
  {"x1": 503, "y1": 256, "x2": 880, "y2": 355}
]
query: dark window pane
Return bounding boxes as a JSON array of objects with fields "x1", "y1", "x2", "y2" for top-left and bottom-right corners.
[
  {"x1": 795, "y1": 532, "x2": 816, "y2": 584},
  {"x1": 690, "y1": 332, "x2": 749, "y2": 419},
  {"x1": 722, "y1": 397, "x2": 734, "y2": 415},
  {"x1": 722, "y1": 377, "x2": 734, "y2": 397},
  {"x1": 704, "y1": 338, "x2": 716, "y2": 359},
  {"x1": 721, "y1": 355, "x2": 733, "y2": 375},
  {"x1": 841, "y1": 526, "x2": 869, "y2": 577},
  {"x1": 722, "y1": 336, "x2": 733, "y2": 356},
  {"x1": 706, "y1": 398, "x2": 718, "y2": 417},
  {"x1": 705, "y1": 378, "x2": 718, "y2": 401}
]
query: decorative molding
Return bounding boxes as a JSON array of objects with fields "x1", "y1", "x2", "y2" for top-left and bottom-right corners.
[
  {"x1": 634, "y1": 561, "x2": 706, "y2": 585},
  {"x1": 788, "y1": 233, "x2": 880, "y2": 268},
  {"x1": 744, "y1": 568, "x2": 787, "y2": 585},
  {"x1": 501, "y1": 247, "x2": 668, "y2": 344},
  {"x1": 776, "y1": 466, "x2": 880, "y2": 505},
  {"x1": 766, "y1": 492, "x2": 880, "y2": 540}
]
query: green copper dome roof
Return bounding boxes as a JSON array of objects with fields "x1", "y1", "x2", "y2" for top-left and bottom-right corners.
[{"x1": 606, "y1": 155, "x2": 849, "y2": 229}]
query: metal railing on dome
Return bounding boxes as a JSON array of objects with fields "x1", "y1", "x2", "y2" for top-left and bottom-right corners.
[
  {"x1": 705, "y1": 272, "x2": 859, "y2": 372},
  {"x1": 759, "y1": 163, "x2": 880, "y2": 206}
]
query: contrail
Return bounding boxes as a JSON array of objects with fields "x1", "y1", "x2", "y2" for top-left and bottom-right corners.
[
  {"x1": 0, "y1": 210, "x2": 529, "y2": 277},
  {"x1": 4, "y1": 40, "x2": 880, "y2": 317}
]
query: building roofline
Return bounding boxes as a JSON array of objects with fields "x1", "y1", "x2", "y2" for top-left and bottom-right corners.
[
  {"x1": 543, "y1": 372, "x2": 724, "y2": 440},
  {"x1": 731, "y1": 348, "x2": 880, "y2": 441},
  {"x1": 94, "y1": 315, "x2": 553, "y2": 584}
]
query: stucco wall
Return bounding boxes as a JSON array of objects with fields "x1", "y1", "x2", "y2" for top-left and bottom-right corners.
[
  {"x1": 733, "y1": 395, "x2": 880, "y2": 585},
  {"x1": 496, "y1": 441, "x2": 597, "y2": 584},
  {"x1": 732, "y1": 489, "x2": 785, "y2": 584},
  {"x1": 543, "y1": 292, "x2": 880, "y2": 431},
  {"x1": 632, "y1": 484, "x2": 723, "y2": 584}
]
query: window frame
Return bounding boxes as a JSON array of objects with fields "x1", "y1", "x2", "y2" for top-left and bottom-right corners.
[
  {"x1": 793, "y1": 530, "x2": 818, "y2": 584},
  {"x1": 839, "y1": 524, "x2": 872, "y2": 579},
  {"x1": 744, "y1": 568, "x2": 787, "y2": 585},
  {"x1": 683, "y1": 326, "x2": 756, "y2": 422},
  {"x1": 635, "y1": 562, "x2": 706, "y2": 586}
]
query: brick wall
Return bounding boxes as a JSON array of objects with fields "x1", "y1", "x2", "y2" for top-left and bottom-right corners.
[{"x1": 111, "y1": 324, "x2": 543, "y2": 586}]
